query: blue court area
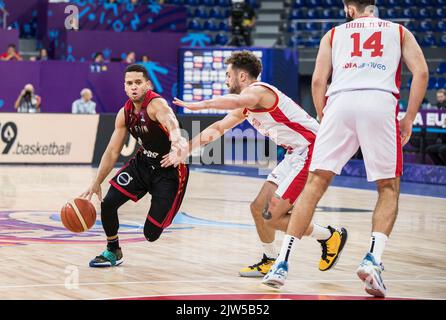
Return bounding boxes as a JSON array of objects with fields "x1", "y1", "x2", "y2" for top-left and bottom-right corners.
[{"x1": 189, "y1": 164, "x2": 446, "y2": 199}]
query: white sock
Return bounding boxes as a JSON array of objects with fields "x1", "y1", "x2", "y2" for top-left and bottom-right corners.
[
  {"x1": 277, "y1": 234, "x2": 299, "y2": 263},
  {"x1": 310, "y1": 223, "x2": 332, "y2": 241},
  {"x1": 369, "y1": 232, "x2": 388, "y2": 264},
  {"x1": 262, "y1": 242, "x2": 278, "y2": 259}
]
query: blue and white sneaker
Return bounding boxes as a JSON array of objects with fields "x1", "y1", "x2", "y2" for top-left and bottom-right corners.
[
  {"x1": 356, "y1": 253, "x2": 386, "y2": 297},
  {"x1": 89, "y1": 248, "x2": 123, "y2": 268},
  {"x1": 261, "y1": 260, "x2": 288, "y2": 289}
]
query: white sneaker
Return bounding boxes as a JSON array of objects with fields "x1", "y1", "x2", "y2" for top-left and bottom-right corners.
[
  {"x1": 262, "y1": 260, "x2": 288, "y2": 289},
  {"x1": 356, "y1": 253, "x2": 387, "y2": 297}
]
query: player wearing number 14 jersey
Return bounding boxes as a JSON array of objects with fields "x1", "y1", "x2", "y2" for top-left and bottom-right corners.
[{"x1": 263, "y1": 0, "x2": 428, "y2": 297}]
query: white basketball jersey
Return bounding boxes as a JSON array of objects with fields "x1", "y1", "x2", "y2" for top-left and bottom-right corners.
[
  {"x1": 326, "y1": 17, "x2": 403, "y2": 97},
  {"x1": 243, "y1": 82, "x2": 319, "y2": 154}
]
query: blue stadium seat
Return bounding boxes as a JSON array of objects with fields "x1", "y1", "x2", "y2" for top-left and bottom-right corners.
[
  {"x1": 307, "y1": 8, "x2": 320, "y2": 19},
  {"x1": 215, "y1": 32, "x2": 229, "y2": 45},
  {"x1": 437, "y1": 20, "x2": 446, "y2": 32},
  {"x1": 307, "y1": 0, "x2": 322, "y2": 5},
  {"x1": 386, "y1": 8, "x2": 398, "y2": 19},
  {"x1": 304, "y1": 22, "x2": 319, "y2": 31},
  {"x1": 387, "y1": 0, "x2": 402, "y2": 5},
  {"x1": 402, "y1": 8, "x2": 415, "y2": 18},
  {"x1": 439, "y1": 34, "x2": 446, "y2": 47},
  {"x1": 321, "y1": 8, "x2": 332, "y2": 19},
  {"x1": 437, "y1": 62, "x2": 446, "y2": 74},
  {"x1": 219, "y1": 20, "x2": 229, "y2": 31},
  {"x1": 203, "y1": 19, "x2": 219, "y2": 31},
  {"x1": 186, "y1": 0, "x2": 201, "y2": 6},
  {"x1": 434, "y1": 8, "x2": 445, "y2": 18},
  {"x1": 194, "y1": 7, "x2": 209, "y2": 19},
  {"x1": 437, "y1": 78, "x2": 446, "y2": 89},
  {"x1": 336, "y1": 8, "x2": 345, "y2": 19},
  {"x1": 406, "y1": 77, "x2": 412, "y2": 89},
  {"x1": 209, "y1": 7, "x2": 224, "y2": 19},
  {"x1": 306, "y1": 36, "x2": 320, "y2": 48},
  {"x1": 188, "y1": 18, "x2": 203, "y2": 31},
  {"x1": 419, "y1": 8, "x2": 431, "y2": 19},
  {"x1": 428, "y1": 77, "x2": 437, "y2": 90},
  {"x1": 290, "y1": 9, "x2": 305, "y2": 19},
  {"x1": 217, "y1": 0, "x2": 231, "y2": 7},
  {"x1": 438, "y1": 0, "x2": 446, "y2": 5},
  {"x1": 323, "y1": 0, "x2": 337, "y2": 5},
  {"x1": 202, "y1": 0, "x2": 215, "y2": 6},
  {"x1": 321, "y1": 21, "x2": 335, "y2": 32},
  {"x1": 402, "y1": 0, "x2": 416, "y2": 5},
  {"x1": 421, "y1": 34, "x2": 437, "y2": 47},
  {"x1": 246, "y1": 0, "x2": 259, "y2": 9},
  {"x1": 292, "y1": 0, "x2": 307, "y2": 8},
  {"x1": 288, "y1": 35, "x2": 304, "y2": 47},
  {"x1": 419, "y1": 21, "x2": 434, "y2": 32}
]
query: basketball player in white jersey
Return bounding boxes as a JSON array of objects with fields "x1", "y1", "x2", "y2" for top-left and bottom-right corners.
[
  {"x1": 263, "y1": 0, "x2": 428, "y2": 297},
  {"x1": 161, "y1": 50, "x2": 348, "y2": 277}
]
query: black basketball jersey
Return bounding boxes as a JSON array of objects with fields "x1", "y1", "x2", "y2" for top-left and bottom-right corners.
[{"x1": 123, "y1": 90, "x2": 172, "y2": 164}]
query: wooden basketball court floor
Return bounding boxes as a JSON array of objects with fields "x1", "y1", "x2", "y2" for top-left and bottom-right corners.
[{"x1": 0, "y1": 164, "x2": 445, "y2": 300}]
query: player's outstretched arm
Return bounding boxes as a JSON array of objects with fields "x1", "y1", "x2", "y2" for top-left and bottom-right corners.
[
  {"x1": 160, "y1": 108, "x2": 245, "y2": 167},
  {"x1": 80, "y1": 108, "x2": 127, "y2": 201},
  {"x1": 172, "y1": 86, "x2": 264, "y2": 111},
  {"x1": 151, "y1": 98, "x2": 188, "y2": 158},
  {"x1": 312, "y1": 31, "x2": 333, "y2": 121},
  {"x1": 400, "y1": 27, "x2": 429, "y2": 146}
]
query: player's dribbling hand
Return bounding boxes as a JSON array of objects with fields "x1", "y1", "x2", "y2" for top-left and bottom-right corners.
[
  {"x1": 80, "y1": 183, "x2": 103, "y2": 202},
  {"x1": 172, "y1": 97, "x2": 207, "y2": 111},
  {"x1": 399, "y1": 116, "x2": 413, "y2": 147}
]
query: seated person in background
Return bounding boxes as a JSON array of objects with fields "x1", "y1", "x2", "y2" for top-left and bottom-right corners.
[
  {"x1": 141, "y1": 55, "x2": 151, "y2": 62},
  {"x1": 37, "y1": 48, "x2": 49, "y2": 61},
  {"x1": 72, "y1": 88, "x2": 97, "y2": 114},
  {"x1": 420, "y1": 97, "x2": 434, "y2": 110},
  {"x1": 436, "y1": 89, "x2": 446, "y2": 109},
  {"x1": 14, "y1": 84, "x2": 41, "y2": 113},
  {"x1": 426, "y1": 134, "x2": 446, "y2": 166},
  {"x1": 123, "y1": 51, "x2": 136, "y2": 64},
  {"x1": 94, "y1": 52, "x2": 105, "y2": 64},
  {"x1": 0, "y1": 44, "x2": 23, "y2": 61}
]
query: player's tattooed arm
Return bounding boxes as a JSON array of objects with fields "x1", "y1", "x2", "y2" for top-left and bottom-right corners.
[
  {"x1": 151, "y1": 98, "x2": 188, "y2": 164},
  {"x1": 172, "y1": 86, "x2": 264, "y2": 111}
]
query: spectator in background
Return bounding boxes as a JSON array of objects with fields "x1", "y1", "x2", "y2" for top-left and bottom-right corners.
[
  {"x1": 436, "y1": 89, "x2": 446, "y2": 109},
  {"x1": 94, "y1": 52, "x2": 105, "y2": 64},
  {"x1": 141, "y1": 55, "x2": 151, "y2": 62},
  {"x1": 72, "y1": 88, "x2": 97, "y2": 114},
  {"x1": 37, "y1": 48, "x2": 49, "y2": 61},
  {"x1": 0, "y1": 44, "x2": 23, "y2": 61},
  {"x1": 14, "y1": 84, "x2": 41, "y2": 113},
  {"x1": 123, "y1": 51, "x2": 136, "y2": 64}
]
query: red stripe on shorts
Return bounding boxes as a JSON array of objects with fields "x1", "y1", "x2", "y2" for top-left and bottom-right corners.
[
  {"x1": 394, "y1": 103, "x2": 403, "y2": 177},
  {"x1": 281, "y1": 144, "x2": 314, "y2": 203}
]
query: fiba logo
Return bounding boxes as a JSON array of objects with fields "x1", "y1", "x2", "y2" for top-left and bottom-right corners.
[
  {"x1": 117, "y1": 172, "x2": 133, "y2": 186},
  {"x1": 0, "y1": 122, "x2": 18, "y2": 154}
]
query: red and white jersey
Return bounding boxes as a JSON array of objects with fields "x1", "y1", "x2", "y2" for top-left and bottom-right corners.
[
  {"x1": 243, "y1": 82, "x2": 319, "y2": 153},
  {"x1": 326, "y1": 17, "x2": 403, "y2": 97}
]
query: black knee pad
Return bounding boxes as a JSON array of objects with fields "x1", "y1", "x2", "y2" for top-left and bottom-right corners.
[{"x1": 143, "y1": 222, "x2": 163, "y2": 242}]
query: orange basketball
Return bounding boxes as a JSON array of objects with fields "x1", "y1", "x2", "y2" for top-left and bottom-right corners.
[{"x1": 61, "y1": 198, "x2": 97, "y2": 233}]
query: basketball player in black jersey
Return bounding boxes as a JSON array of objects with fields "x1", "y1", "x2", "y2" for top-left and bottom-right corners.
[{"x1": 81, "y1": 64, "x2": 189, "y2": 267}]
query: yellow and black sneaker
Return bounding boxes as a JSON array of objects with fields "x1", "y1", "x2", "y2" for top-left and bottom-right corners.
[
  {"x1": 239, "y1": 254, "x2": 276, "y2": 277},
  {"x1": 318, "y1": 226, "x2": 348, "y2": 271}
]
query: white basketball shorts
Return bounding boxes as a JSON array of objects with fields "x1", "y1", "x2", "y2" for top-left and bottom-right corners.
[
  {"x1": 267, "y1": 146, "x2": 313, "y2": 203},
  {"x1": 309, "y1": 90, "x2": 403, "y2": 182}
]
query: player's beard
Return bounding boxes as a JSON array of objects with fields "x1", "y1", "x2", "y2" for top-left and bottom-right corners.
[{"x1": 229, "y1": 80, "x2": 241, "y2": 94}]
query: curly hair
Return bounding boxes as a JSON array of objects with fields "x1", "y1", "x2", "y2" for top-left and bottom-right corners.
[{"x1": 224, "y1": 51, "x2": 262, "y2": 79}]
